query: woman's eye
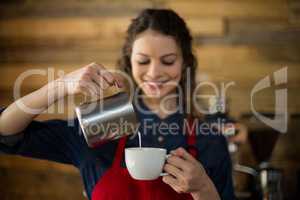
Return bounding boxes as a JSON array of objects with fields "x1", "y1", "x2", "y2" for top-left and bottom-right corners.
[
  {"x1": 162, "y1": 60, "x2": 175, "y2": 66},
  {"x1": 137, "y1": 60, "x2": 150, "y2": 65}
]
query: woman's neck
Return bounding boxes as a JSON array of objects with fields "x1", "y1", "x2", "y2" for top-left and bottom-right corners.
[{"x1": 141, "y1": 93, "x2": 178, "y2": 119}]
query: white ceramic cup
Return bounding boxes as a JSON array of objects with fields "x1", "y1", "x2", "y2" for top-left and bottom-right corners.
[{"x1": 125, "y1": 147, "x2": 169, "y2": 180}]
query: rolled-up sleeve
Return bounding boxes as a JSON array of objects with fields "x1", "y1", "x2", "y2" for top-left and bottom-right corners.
[{"x1": 0, "y1": 107, "x2": 84, "y2": 167}]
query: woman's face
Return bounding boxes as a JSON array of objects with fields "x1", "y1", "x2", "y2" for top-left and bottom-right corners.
[{"x1": 131, "y1": 30, "x2": 183, "y2": 99}]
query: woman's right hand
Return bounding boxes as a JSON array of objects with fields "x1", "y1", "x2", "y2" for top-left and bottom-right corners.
[
  {"x1": 60, "y1": 63, "x2": 124, "y2": 99},
  {"x1": 0, "y1": 63, "x2": 124, "y2": 136}
]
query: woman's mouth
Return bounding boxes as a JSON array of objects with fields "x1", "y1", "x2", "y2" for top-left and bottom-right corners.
[{"x1": 143, "y1": 80, "x2": 169, "y2": 90}]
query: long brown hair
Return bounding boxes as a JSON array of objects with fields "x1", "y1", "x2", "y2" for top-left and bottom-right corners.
[{"x1": 117, "y1": 8, "x2": 198, "y2": 118}]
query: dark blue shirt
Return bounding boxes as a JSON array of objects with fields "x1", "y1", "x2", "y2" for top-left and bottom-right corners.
[{"x1": 0, "y1": 99, "x2": 235, "y2": 200}]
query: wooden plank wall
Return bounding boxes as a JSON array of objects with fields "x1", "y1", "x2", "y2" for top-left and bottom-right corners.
[{"x1": 0, "y1": 0, "x2": 299, "y2": 199}]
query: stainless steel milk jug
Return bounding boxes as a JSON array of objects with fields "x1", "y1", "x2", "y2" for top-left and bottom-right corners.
[{"x1": 75, "y1": 91, "x2": 138, "y2": 147}]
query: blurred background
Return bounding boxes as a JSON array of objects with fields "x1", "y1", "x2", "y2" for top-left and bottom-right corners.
[{"x1": 0, "y1": 0, "x2": 299, "y2": 199}]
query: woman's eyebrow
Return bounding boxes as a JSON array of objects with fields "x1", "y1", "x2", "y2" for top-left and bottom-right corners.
[
  {"x1": 136, "y1": 53, "x2": 149, "y2": 57},
  {"x1": 161, "y1": 53, "x2": 177, "y2": 58},
  {"x1": 135, "y1": 52, "x2": 177, "y2": 58}
]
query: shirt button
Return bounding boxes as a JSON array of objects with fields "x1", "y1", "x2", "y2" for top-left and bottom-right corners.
[{"x1": 158, "y1": 136, "x2": 164, "y2": 143}]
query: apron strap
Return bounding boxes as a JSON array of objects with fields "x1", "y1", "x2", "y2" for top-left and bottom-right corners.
[
  {"x1": 112, "y1": 136, "x2": 127, "y2": 168},
  {"x1": 186, "y1": 116, "x2": 198, "y2": 158}
]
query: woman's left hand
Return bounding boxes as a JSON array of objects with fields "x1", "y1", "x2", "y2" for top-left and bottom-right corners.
[{"x1": 162, "y1": 147, "x2": 220, "y2": 200}]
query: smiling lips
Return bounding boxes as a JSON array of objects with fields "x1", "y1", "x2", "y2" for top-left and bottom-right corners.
[{"x1": 144, "y1": 80, "x2": 169, "y2": 90}]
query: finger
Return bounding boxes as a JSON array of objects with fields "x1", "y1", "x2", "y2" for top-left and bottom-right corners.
[
  {"x1": 89, "y1": 63, "x2": 117, "y2": 90},
  {"x1": 111, "y1": 72, "x2": 125, "y2": 88},
  {"x1": 167, "y1": 154, "x2": 189, "y2": 170},
  {"x1": 85, "y1": 62, "x2": 99, "y2": 69},
  {"x1": 86, "y1": 82, "x2": 100, "y2": 98},
  {"x1": 85, "y1": 75, "x2": 101, "y2": 96},
  {"x1": 100, "y1": 70, "x2": 115, "y2": 86},
  {"x1": 79, "y1": 78, "x2": 100, "y2": 98},
  {"x1": 97, "y1": 78, "x2": 110, "y2": 91},
  {"x1": 91, "y1": 73, "x2": 110, "y2": 90},
  {"x1": 171, "y1": 147, "x2": 197, "y2": 163},
  {"x1": 162, "y1": 175, "x2": 180, "y2": 188},
  {"x1": 87, "y1": 64, "x2": 112, "y2": 87},
  {"x1": 88, "y1": 63, "x2": 115, "y2": 86},
  {"x1": 91, "y1": 63, "x2": 124, "y2": 88},
  {"x1": 164, "y1": 163, "x2": 184, "y2": 179}
]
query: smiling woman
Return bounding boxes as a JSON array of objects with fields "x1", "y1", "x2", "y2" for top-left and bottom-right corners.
[
  {"x1": 119, "y1": 9, "x2": 198, "y2": 119},
  {"x1": 131, "y1": 30, "x2": 183, "y2": 99},
  {"x1": 0, "y1": 8, "x2": 234, "y2": 200}
]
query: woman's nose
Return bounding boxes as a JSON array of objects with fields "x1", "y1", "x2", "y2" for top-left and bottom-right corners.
[{"x1": 146, "y1": 62, "x2": 161, "y2": 79}]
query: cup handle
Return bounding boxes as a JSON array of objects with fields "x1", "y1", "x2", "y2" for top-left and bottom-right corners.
[
  {"x1": 160, "y1": 172, "x2": 168, "y2": 176},
  {"x1": 160, "y1": 154, "x2": 171, "y2": 176}
]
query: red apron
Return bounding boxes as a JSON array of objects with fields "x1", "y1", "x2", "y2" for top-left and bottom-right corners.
[{"x1": 92, "y1": 117, "x2": 197, "y2": 200}]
